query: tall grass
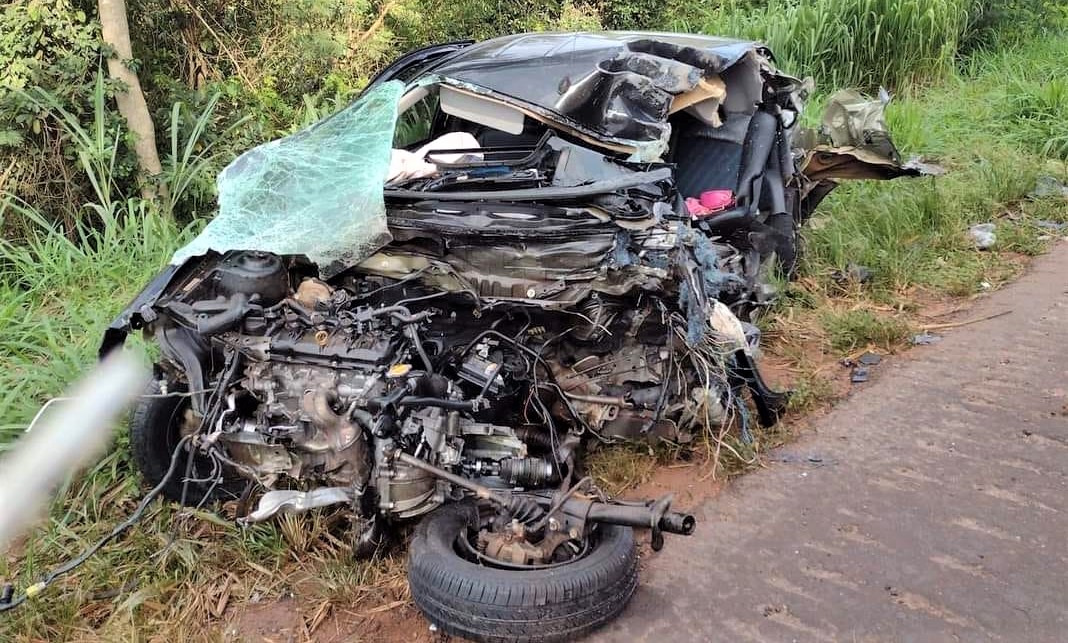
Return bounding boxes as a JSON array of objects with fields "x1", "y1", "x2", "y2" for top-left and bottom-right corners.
[
  {"x1": 0, "y1": 201, "x2": 184, "y2": 443},
  {"x1": 0, "y1": 74, "x2": 244, "y2": 440},
  {"x1": 674, "y1": 0, "x2": 978, "y2": 89},
  {"x1": 22, "y1": 75, "x2": 125, "y2": 224},
  {"x1": 163, "y1": 95, "x2": 252, "y2": 217},
  {"x1": 14, "y1": 71, "x2": 235, "y2": 233},
  {"x1": 1002, "y1": 76, "x2": 1068, "y2": 160},
  {"x1": 0, "y1": 72, "x2": 235, "y2": 440}
]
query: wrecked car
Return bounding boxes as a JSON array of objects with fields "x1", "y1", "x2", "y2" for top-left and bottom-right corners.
[{"x1": 101, "y1": 32, "x2": 924, "y2": 643}]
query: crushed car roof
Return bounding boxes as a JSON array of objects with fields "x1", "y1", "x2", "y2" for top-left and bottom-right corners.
[
  {"x1": 431, "y1": 31, "x2": 761, "y2": 77},
  {"x1": 425, "y1": 31, "x2": 772, "y2": 151}
]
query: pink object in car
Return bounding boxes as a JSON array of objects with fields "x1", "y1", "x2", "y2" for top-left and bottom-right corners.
[
  {"x1": 685, "y1": 189, "x2": 734, "y2": 219},
  {"x1": 699, "y1": 189, "x2": 734, "y2": 210}
]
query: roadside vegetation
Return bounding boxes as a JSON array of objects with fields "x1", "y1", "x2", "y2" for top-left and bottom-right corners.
[{"x1": 2, "y1": 1, "x2": 1066, "y2": 639}]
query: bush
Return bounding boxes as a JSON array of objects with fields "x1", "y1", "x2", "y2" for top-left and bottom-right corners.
[
  {"x1": 0, "y1": 0, "x2": 138, "y2": 232},
  {"x1": 684, "y1": 0, "x2": 977, "y2": 89},
  {"x1": 962, "y1": 0, "x2": 1068, "y2": 52}
]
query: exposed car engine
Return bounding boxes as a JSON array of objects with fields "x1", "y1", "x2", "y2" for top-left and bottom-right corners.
[{"x1": 140, "y1": 227, "x2": 764, "y2": 534}]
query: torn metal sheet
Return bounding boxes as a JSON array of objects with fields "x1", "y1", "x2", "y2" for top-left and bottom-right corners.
[
  {"x1": 821, "y1": 89, "x2": 898, "y2": 159},
  {"x1": 172, "y1": 81, "x2": 405, "y2": 278},
  {"x1": 242, "y1": 487, "x2": 355, "y2": 523},
  {"x1": 799, "y1": 88, "x2": 943, "y2": 182},
  {"x1": 800, "y1": 147, "x2": 942, "y2": 182}
]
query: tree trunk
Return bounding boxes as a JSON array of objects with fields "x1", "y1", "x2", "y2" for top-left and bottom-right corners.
[{"x1": 97, "y1": 0, "x2": 167, "y2": 205}]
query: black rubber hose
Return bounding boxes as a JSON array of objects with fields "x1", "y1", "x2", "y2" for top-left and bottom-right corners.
[
  {"x1": 498, "y1": 457, "x2": 557, "y2": 487},
  {"x1": 658, "y1": 511, "x2": 697, "y2": 535},
  {"x1": 405, "y1": 325, "x2": 435, "y2": 374},
  {"x1": 397, "y1": 396, "x2": 476, "y2": 411}
]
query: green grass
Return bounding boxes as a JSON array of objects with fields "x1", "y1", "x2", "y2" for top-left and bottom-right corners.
[
  {"x1": 821, "y1": 309, "x2": 912, "y2": 352},
  {"x1": 2, "y1": 22, "x2": 1068, "y2": 643},
  {"x1": 802, "y1": 36, "x2": 1068, "y2": 299},
  {"x1": 1002, "y1": 76, "x2": 1068, "y2": 160},
  {"x1": 0, "y1": 205, "x2": 183, "y2": 445},
  {"x1": 785, "y1": 370, "x2": 836, "y2": 414}
]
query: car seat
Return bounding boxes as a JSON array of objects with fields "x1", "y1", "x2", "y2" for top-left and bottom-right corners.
[{"x1": 671, "y1": 108, "x2": 799, "y2": 273}]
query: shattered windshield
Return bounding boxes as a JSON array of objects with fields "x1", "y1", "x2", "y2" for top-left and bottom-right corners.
[{"x1": 172, "y1": 81, "x2": 404, "y2": 277}]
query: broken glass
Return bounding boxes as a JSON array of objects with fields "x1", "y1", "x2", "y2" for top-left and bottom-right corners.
[{"x1": 171, "y1": 81, "x2": 404, "y2": 278}]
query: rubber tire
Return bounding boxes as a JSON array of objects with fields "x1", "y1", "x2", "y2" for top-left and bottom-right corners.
[
  {"x1": 129, "y1": 379, "x2": 243, "y2": 505},
  {"x1": 408, "y1": 502, "x2": 639, "y2": 643}
]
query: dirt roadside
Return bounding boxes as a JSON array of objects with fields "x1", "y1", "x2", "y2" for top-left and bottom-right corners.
[{"x1": 594, "y1": 242, "x2": 1068, "y2": 641}]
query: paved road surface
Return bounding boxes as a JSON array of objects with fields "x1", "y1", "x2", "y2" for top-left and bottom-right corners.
[{"x1": 599, "y1": 244, "x2": 1068, "y2": 642}]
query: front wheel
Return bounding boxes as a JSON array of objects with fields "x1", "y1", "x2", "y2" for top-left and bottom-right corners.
[
  {"x1": 128, "y1": 379, "x2": 244, "y2": 504},
  {"x1": 407, "y1": 501, "x2": 638, "y2": 643}
]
